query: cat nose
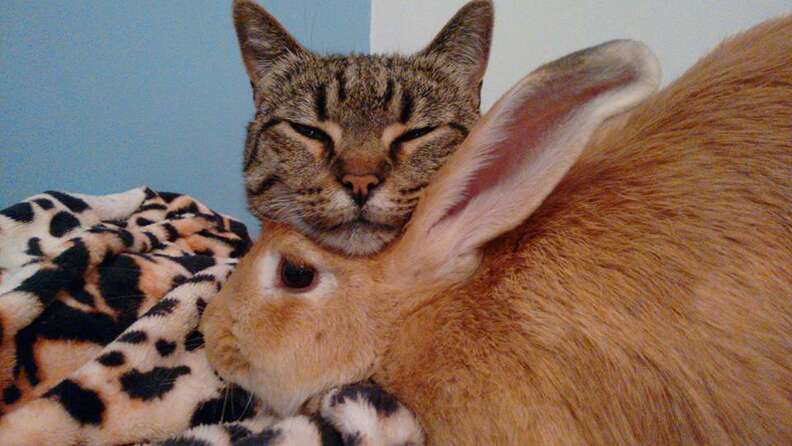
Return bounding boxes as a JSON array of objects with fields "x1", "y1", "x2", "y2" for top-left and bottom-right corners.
[{"x1": 341, "y1": 174, "x2": 380, "y2": 205}]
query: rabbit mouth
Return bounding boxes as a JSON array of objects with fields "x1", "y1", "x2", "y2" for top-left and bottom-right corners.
[
  {"x1": 207, "y1": 334, "x2": 246, "y2": 379},
  {"x1": 203, "y1": 309, "x2": 254, "y2": 392}
]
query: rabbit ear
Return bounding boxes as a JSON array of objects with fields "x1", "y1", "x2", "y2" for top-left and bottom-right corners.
[{"x1": 390, "y1": 40, "x2": 661, "y2": 284}]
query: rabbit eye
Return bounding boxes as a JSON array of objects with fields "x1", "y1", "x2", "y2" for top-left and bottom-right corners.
[{"x1": 279, "y1": 258, "x2": 317, "y2": 291}]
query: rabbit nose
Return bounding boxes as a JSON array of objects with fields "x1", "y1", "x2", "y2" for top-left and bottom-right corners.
[{"x1": 341, "y1": 174, "x2": 380, "y2": 206}]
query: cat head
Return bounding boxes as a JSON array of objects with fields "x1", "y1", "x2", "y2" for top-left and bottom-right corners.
[{"x1": 234, "y1": 0, "x2": 494, "y2": 255}]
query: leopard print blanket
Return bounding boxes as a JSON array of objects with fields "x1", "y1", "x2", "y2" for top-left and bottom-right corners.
[{"x1": 0, "y1": 188, "x2": 422, "y2": 446}]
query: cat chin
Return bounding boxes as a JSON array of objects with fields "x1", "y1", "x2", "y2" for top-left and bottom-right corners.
[
  {"x1": 305, "y1": 223, "x2": 398, "y2": 256},
  {"x1": 325, "y1": 228, "x2": 398, "y2": 256}
]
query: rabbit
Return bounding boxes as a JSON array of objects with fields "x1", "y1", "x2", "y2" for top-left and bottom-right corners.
[{"x1": 202, "y1": 14, "x2": 792, "y2": 445}]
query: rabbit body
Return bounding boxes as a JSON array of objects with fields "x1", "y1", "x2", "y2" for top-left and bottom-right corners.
[{"x1": 378, "y1": 16, "x2": 792, "y2": 445}]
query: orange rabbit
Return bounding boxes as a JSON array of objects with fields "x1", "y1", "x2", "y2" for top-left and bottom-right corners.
[{"x1": 203, "y1": 16, "x2": 792, "y2": 445}]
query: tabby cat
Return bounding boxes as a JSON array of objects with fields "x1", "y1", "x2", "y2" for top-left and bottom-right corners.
[{"x1": 234, "y1": 0, "x2": 494, "y2": 255}]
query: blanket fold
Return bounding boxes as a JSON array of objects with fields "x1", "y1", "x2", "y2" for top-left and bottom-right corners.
[{"x1": 0, "y1": 188, "x2": 422, "y2": 446}]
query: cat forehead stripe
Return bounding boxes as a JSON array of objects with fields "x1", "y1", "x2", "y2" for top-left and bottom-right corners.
[
  {"x1": 399, "y1": 89, "x2": 413, "y2": 124},
  {"x1": 335, "y1": 69, "x2": 347, "y2": 102},
  {"x1": 315, "y1": 85, "x2": 328, "y2": 121},
  {"x1": 382, "y1": 78, "x2": 395, "y2": 108}
]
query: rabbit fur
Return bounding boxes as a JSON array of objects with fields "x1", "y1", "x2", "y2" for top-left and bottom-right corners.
[{"x1": 203, "y1": 15, "x2": 792, "y2": 445}]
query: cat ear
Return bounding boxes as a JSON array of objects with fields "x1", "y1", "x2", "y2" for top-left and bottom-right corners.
[
  {"x1": 390, "y1": 40, "x2": 661, "y2": 286},
  {"x1": 418, "y1": 0, "x2": 494, "y2": 91},
  {"x1": 232, "y1": 0, "x2": 310, "y2": 87}
]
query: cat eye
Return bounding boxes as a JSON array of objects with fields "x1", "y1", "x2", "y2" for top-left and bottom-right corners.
[
  {"x1": 390, "y1": 126, "x2": 438, "y2": 159},
  {"x1": 288, "y1": 122, "x2": 332, "y2": 145},
  {"x1": 279, "y1": 258, "x2": 317, "y2": 291},
  {"x1": 398, "y1": 126, "x2": 438, "y2": 143}
]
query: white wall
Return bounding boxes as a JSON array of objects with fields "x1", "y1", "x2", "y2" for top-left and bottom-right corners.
[{"x1": 372, "y1": 0, "x2": 790, "y2": 110}]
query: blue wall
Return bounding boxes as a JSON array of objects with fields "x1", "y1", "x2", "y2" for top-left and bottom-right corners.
[{"x1": 0, "y1": 0, "x2": 370, "y2": 235}]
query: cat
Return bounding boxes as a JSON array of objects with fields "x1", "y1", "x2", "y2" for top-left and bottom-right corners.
[{"x1": 233, "y1": 0, "x2": 493, "y2": 255}]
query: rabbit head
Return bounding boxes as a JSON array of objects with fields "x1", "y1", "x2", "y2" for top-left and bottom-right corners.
[{"x1": 202, "y1": 39, "x2": 661, "y2": 417}]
